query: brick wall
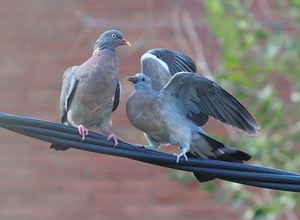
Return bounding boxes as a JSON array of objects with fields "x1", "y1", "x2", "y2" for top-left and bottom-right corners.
[{"x1": 0, "y1": 0, "x2": 263, "y2": 219}]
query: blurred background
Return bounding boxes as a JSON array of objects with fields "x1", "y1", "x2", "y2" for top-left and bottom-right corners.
[{"x1": 1, "y1": 0, "x2": 300, "y2": 219}]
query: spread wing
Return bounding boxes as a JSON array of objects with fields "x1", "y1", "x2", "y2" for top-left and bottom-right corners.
[
  {"x1": 147, "y1": 48, "x2": 197, "y2": 75},
  {"x1": 59, "y1": 66, "x2": 79, "y2": 124},
  {"x1": 160, "y1": 72, "x2": 260, "y2": 135},
  {"x1": 141, "y1": 48, "x2": 197, "y2": 91},
  {"x1": 141, "y1": 48, "x2": 209, "y2": 125},
  {"x1": 112, "y1": 80, "x2": 122, "y2": 112}
]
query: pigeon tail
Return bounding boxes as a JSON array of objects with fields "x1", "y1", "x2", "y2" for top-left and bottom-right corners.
[
  {"x1": 50, "y1": 144, "x2": 70, "y2": 151},
  {"x1": 194, "y1": 132, "x2": 251, "y2": 163},
  {"x1": 188, "y1": 132, "x2": 251, "y2": 182}
]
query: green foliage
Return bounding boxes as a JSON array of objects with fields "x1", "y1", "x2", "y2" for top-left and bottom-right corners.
[
  {"x1": 186, "y1": 1, "x2": 300, "y2": 219},
  {"x1": 170, "y1": 1, "x2": 300, "y2": 218}
]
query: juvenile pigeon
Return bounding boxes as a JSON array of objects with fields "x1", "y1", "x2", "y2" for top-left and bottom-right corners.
[
  {"x1": 126, "y1": 72, "x2": 260, "y2": 166},
  {"x1": 51, "y1": 30, "x2": 130, "y2": 150},
  {"x1": 140, "y1": 48, "x2": 209, "y2": 126}
]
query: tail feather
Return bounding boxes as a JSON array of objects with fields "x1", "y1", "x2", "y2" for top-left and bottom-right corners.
[
  {"x1": 189, "y1": 132, "x2": 251, "y2": 182},
  {"x1": 50, "y1": 144, "x2": 70, "y2": 151},
  {"x1": 197, "y1": 132, "x2": 251, "y2": 162},
  {"x1": 186, "y1": 152, "x2": 215, "y2": 182}
]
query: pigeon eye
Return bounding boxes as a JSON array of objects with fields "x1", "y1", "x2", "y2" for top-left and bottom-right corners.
[
  {"x1": 112, "y1": 34, "x2": 116, "y2": 38},
  {"x1": 142, "y1": 78, "x2": 146, "y2": 81}
]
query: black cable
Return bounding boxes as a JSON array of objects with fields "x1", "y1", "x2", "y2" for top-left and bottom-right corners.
[{"x1": 0, "y1": 111, "x2": 300, "y2": 192}]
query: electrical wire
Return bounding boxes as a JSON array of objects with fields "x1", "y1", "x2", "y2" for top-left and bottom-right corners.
[{"x1": 0, "y1": 111, "x2": 300, "y2": 192}]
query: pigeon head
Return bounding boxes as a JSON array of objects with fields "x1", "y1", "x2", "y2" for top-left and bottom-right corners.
[
  {"x1": 127, "y1": 73, "x2": 152, "y2": 88},
  {"x1": 94, "y1": 30, "x2": 131, "y2": 51}
]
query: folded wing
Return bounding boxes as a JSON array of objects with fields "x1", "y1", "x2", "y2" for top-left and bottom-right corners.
[
  {"x1": 112, "y1": 80, "x2": 122, "y2": 112},
  {"x1": 59, "y1": 66, "x2": 79, "y2": 124}
]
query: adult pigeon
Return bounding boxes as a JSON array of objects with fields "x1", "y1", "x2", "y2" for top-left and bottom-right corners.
[
  {"x1": 51, "y1": 30, "x2": 130, "y2": 150},
  {"x1": 140, "y1": 48, "x2": 197, "y2": 91},
  {"x1": 126, "y1": 72, "x2": 260, "y2": 170}
]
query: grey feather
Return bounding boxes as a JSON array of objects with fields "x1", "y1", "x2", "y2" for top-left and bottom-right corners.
[
  {"x1": 112, "y1": 80, "x2": 122, "y2": 112},
  {"x1": 127, "y1": 54, "x2": 259, "y2": 182},
  {"x1": 148, "y1": 48, "x2": 197, "y2": 75},
  {"x1": 161, "y1": 72, "x2": 260, "y2": 135},
  {"x1": 141, "y1": 48, "x2": 197, "y2": 91},
  {"x1": 59, "y1": 66, "x2": 79, "y2": 124},
  {"x1": 126, "y1": 72, "x2": 257, "y2": 174},
  {"x1": 141, "y1": 48, "x2": 208, "y2": 126},
  {"x1": 51, "y1": 30, "x2": 130, "y2": 150}
]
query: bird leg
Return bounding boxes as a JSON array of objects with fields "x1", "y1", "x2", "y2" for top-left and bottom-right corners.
[
  {"x1": 144, "y1": 135, "x2": 161, "y2": 151},
  {"x1": 78, "y1": 124, "x2": 89, "y2": 141},
  {"x1": 103, "y1": 130, "x2": 122, "y2": 147},
  {"x1": 145, "y1": 145, "x2": 160, "y2": 151},
  {"x1": 174, "y1": 147, "x2": 189, "y2": 163}
]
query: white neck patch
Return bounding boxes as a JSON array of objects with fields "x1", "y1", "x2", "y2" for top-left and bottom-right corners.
[
  {"x1": 93, "y1": 48, "x2": 100, "y2": 56},
  {"x1": 141, "y1": 52, "x2": 169, "y2": 73}
]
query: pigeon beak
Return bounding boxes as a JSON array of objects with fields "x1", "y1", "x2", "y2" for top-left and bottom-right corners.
[
  {"x1": 127, "y1": 76, "x2": 138, "y2": 84},
  {"x1": 119, "y1": 38, "x2": 131, "y2": 47}
]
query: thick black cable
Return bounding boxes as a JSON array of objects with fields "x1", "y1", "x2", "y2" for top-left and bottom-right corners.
[
  {"x1": 0, "y1": 112, "x2": 297, "y2": 176},
  {"x1": 0, "y1": 111, "x2": 300, "y2": 192}
]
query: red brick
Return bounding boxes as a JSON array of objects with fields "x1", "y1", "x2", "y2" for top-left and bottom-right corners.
[{"x1": 2, "y1": 0, "x2": 294, "y2": 220}]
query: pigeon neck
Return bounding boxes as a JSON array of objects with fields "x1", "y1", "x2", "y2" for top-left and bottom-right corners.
[
  {"x1": 135, "y1": 83, "x2": 153, "y2": 94},
  {"x1": 93, "y1": 47, "x2": 115, "y2": 56},
  {"x1": 102, "y1": 47, "x2": 115, "y2": 52},
  {"x1": 99, "y1": 44, "x2": 116, "y2": 52}
]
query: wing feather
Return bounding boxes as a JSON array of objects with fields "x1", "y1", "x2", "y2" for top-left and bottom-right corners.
[
  {"x1": 59, "y1": 66, "x2": 79, "y2": 124},
  {"x1": 112, "y1": 80, "x2": 122, "y2": 112},
  {"x1": 148, "y1": 48, "x2": 197, "y2": 75},
  {"x1": 160, "y1": 72, "x2": 260, "y2": 135}
]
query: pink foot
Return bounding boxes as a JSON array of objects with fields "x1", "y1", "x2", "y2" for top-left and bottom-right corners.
[
  {"x1": 104, "y1": 131, "x2": 122, "y2": 147},
  {"x1": 78, "y1": 124, "x2": 88, "y2": 141}
]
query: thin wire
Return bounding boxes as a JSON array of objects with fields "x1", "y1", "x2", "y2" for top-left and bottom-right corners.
[{"x1": 1, "y1": 111, "x2": 300, "y2": 192}]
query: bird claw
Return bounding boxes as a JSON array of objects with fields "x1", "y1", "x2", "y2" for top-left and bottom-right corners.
[
  {"x1": 134, "y1": 144, "x2": 146, "y2": 149},
  {"x1": 78, "y1": 125, "x2": 88, "y2": 141},
  {"x1": 173, "y1": 152, "x2": 189, "y2": 164},
  {"x1": 105, "y1": 131, "x2": 122, "y2": 147}
]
